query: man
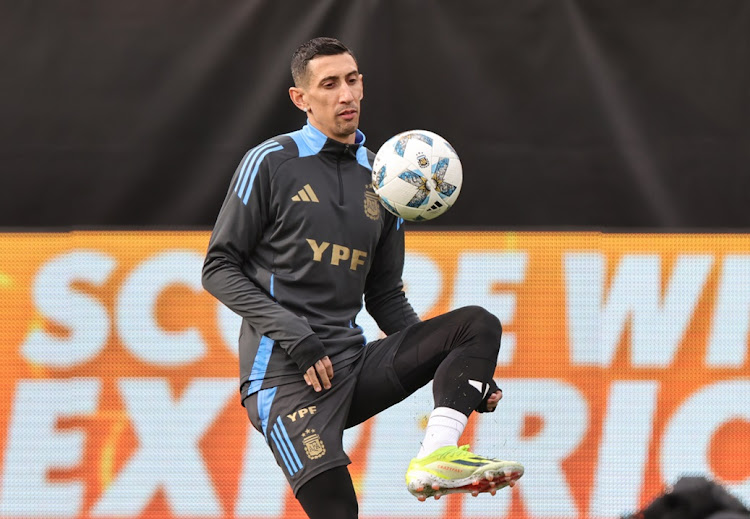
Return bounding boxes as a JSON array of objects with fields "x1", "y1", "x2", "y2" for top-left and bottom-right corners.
[{"x1": 202, "y1": 37, "x2": 523, "y2": 519}]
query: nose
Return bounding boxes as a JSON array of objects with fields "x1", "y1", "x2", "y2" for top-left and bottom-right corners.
[{"x1": 339, "y1": 83, "x2": 355, "y2": 103}]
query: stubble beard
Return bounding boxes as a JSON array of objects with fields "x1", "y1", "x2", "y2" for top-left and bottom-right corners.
[{"x1": 335, "y1": 116, "x2": 359, "y2": 140}]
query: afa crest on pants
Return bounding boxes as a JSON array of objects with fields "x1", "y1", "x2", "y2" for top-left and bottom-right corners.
[{"x1": 302, "y1": 429, "x2": 326, "y2": 460}]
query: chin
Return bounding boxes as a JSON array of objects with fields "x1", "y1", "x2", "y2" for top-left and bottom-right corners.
[{"x1": 338, "y1": 120, "x2": 359, "y2": 135}]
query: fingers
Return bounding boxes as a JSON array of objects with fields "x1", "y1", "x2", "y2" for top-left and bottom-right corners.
[
  {"x1": 304, "y1": 357, "x2": 334, "y2": 392},
  {"x1": 305, "y1": 365, "x2": 320, "y2": 391},
  {"x1": 486, "y1": 390, "x2": 503, "y2": 412},
  {"x1": 315, "y1": 360, "x2": 331, "y2": 390},
  {"x1": 322, "y1": 356, "x2": 334, "y2": 380}
]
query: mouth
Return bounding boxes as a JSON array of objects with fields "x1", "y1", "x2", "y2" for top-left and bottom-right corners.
[{"x1": 338, "y1": 108, "x2": 357, "y2": 120}]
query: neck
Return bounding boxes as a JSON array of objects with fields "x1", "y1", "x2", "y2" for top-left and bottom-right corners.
[{"x1": 307, "y1": 120, "x2": 357, "y2": 144}]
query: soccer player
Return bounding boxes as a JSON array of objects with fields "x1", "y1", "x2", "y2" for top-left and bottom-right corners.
[{"x1": 202, "y1": 36, "x2": 523, "y2": 519}]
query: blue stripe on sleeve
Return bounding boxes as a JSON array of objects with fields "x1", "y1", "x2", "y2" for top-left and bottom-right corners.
[
  {"x1": 249, "y1": 336, "x2": 274, "y2": 381},
  {"x1": 235, "y1": 141, "x2": 275, "y2": 196},
  {"x1": 242, "y1": 144, "x2": 283, "y2": 205},
  {"x1": 233, "y1": 151, "x2": 255, "y2": 194},
  {"x1": 247, "y1": 379, "x2": 262, "y2": 395}
]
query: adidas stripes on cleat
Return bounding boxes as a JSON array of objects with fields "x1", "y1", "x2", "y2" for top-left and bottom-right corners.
[{"x1": 405, "y1": 445, "x2": 524, "y2": 501}]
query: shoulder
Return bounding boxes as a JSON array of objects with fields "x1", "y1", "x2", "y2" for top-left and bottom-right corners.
[
  {"x1": 231, "y1": 136, "x2": 297, "y2": 203},
  {"x1": 241, "y1": 135, "x2": 298, "y2": 166},
  {"x1": 355, "y1": 146, "x2": 377, "y2": 172},
  {"x1": 243, "y1": 127, "x2": 332, "y2": 169},
  {"x1": 234, "y1": 134, "x2": 303, "y2": 181}
]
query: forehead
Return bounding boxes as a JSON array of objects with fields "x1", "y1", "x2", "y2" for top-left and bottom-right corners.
[{"x1": 306, "y1": 53, "x2": 358, "y2": 82}]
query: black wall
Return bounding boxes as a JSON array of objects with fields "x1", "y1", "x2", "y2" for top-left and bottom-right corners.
[{"x1": 2, "y1": 1, "x2": 749, "y2": 229}]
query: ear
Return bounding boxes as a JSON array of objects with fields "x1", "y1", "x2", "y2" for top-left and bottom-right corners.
[
  {"x1": 359, "y1": 73, "x2": 364, "y2": 100},
  {"x1": 289, "y1": 87, "x2": 308, "y2": 113}
]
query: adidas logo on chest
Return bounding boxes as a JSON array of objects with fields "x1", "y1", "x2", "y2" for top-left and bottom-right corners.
[{"x1": 291, "y1": 184, "x2": 319, "y2": 203}]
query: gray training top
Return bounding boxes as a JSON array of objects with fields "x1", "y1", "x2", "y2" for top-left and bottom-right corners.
[{"x1": 202, "y1": 122, "x2": 419, "y2": 399}]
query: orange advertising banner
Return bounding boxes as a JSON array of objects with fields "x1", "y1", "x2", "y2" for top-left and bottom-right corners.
[{"x1": 0, "y1": 231, "x2": 748, "y2": 518}]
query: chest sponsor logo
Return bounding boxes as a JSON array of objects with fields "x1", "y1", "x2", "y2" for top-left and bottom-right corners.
[
  {"x1": 364, "y1": 186, "x2": 381, "y2": 221},
  {"x1": 306, "y1": 239, "x2": 367, "y2": 271},
  {"x1": 302, "y1": 429, "x2": 326, "y2": 460}
]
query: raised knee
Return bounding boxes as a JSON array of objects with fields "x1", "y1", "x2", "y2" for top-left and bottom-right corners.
[{"x1": 456, "y1": 305, "x2": 502, "y2": 338}]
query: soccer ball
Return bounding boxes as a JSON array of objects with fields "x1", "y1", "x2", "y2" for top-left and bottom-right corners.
[{"x1": 371, "y1": 130, "x2": 462, "y2": 221}]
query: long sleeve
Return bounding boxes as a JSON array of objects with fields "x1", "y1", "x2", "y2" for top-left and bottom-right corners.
[
  {"x1": 202, "y1": 147, "x2": 325, "y2": 371},
  {"x1": 363, "y1": 216, "x2": 420, "y2": 335}
]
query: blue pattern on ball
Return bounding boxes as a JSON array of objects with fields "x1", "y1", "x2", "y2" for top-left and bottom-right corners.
[{"x1": 394, "y1": 133, "x2": 434, "y2": 157}]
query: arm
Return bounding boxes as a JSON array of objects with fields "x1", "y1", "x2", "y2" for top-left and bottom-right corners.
[
  {"x1": 202, "y1": 148, "x2": 326, "y2": 373},
  {"x1": 364, "y1": 216, "x2": 420, "y2": 334}
]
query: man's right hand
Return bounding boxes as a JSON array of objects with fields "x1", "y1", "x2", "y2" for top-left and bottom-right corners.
[{"x1": 304, "y1": 356, "x2": 333, "y2": 392}]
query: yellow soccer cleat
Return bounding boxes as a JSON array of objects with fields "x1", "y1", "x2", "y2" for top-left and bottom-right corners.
[{"x1": 405, "y1": 445, "x2": 524, "y2": 501}]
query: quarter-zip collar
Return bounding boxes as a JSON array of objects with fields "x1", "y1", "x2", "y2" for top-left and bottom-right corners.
[
  {"x1": 286, "y1": 120, "x2": 372, "y2": 170},
  {"x1": 302, "y1": 120, "x2": 365, "y2": 153}
]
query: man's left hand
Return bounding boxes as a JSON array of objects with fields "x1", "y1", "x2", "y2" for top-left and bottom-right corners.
[
  {"x1": 483, "y1": 389, "x2": 502, "y2": 412},
  {"x1": 477, "y1": 379, "x2": 502, "y2": 413}
]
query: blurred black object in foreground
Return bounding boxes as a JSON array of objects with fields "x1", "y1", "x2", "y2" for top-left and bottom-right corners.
[{"x1": 623, "y1": 476, "x2": 750, "y2": 519}]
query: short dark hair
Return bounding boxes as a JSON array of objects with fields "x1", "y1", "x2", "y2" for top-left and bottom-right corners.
[{"x1": 291, "y1": 37, "x2": 357, "y2": 87}]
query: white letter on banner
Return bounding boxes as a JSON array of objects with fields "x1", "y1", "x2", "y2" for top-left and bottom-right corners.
[
  {"x1": 117, "y1": 251, "x2": 206, "y2": 366},
  {"x1": 565, "y1": 254, "x2": 712, "y2": 366},
  {"x1": 661, "y1": 381, "x2": 750, "y2": 504},
  {"x1": 356, "y1": 252, "x2": 443, "y2": 341},
  {"x1": 707, "y1": 256, "x2": 750, "y2": 367},
  {"x1": 463, "y1": 379, "x2": 586, "y2": 518},
  {"x1": 92, "y1": 378, "x2": 236, "y2": 517},
  {"x1": 22, "y1": 251, "x2": 114, "y2": 367},
  {"x1": 451, "y1": 252, "x2": 527, "y2": 365},
  {"x1": 0, "y1": 379, "x2": 100, "y2": 517},
  {"x1": 402, "y1": 252, "x2": 443, "y2": 318},
  {"x1": 361, "y1": 383, "x2": 445, "y2": 518},
  {"x1": 591, "y1": 381, "x2": 659, "y2": 517},
  {"x1": 565, "y1": 253, "x2": 603, "y2": 366}
]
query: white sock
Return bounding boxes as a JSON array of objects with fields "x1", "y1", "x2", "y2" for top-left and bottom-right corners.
[{"x1": 417, "y1": 407, "x2": 468, "y2": 458}]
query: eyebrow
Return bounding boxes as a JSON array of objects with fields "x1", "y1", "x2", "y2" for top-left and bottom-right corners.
[{"x1": 318, "y1": 70, "x2": 359, "y2": 84}]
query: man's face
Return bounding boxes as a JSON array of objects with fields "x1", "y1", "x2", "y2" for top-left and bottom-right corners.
[{"x1": 295, "y1": 53, "x2": 363, "y2": 144}]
